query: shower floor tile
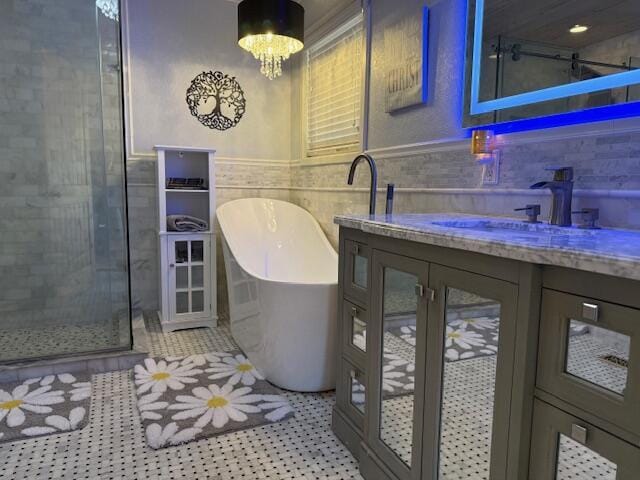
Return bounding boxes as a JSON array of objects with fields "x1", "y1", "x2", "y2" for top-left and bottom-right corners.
[{"x1": 0, "y1": 323, "x2": 122, "y2": 363}]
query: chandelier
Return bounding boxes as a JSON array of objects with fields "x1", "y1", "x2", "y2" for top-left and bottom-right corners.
[
  {"x1": 237, "y1": 0, "x2": 305, "y2": 80},
  {"x1": 96, "y1": 0, "x2": 119, "y2": 21}
]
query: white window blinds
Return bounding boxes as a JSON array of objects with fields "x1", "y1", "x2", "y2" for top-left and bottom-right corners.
[{"x1": 306, "y1": 15, "x2": 364, "y2": 155}]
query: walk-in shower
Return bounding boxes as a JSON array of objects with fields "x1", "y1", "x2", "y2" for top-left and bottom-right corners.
[{"x1": 0, "y1": 0, "x2": 130, "y2": 362}]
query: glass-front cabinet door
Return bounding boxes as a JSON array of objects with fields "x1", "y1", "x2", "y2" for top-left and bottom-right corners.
[
  {"x1": 537, "y1": 290, "x2": 640, "y2": 435},
  {"x1": 368, "y1": 250, "x2": 429, "y2": 480},
  {"x1": 423, "y1": 265, "x2": 518, "y2": 480},
  {"x1": 530, "y1": 399, "x2": 640, "y2": 479},
  {"x1": 344, "y1": 239, "x2": 370, "y2": 306},
  {"x1": 343, "y1": 299, "x2": 369, "y2": 365},
  {"x1": 168, "y1": 235, "x2": 211, "y2": 321}
]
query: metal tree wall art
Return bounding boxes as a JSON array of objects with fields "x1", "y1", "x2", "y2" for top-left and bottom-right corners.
[{"x1": 186, "y1": 71, "x2": 246, "y2": 131}]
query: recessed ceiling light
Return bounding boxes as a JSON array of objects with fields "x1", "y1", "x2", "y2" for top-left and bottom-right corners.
[{"x1": 569, "y1": 24, "x2": 589, "y2": 34}]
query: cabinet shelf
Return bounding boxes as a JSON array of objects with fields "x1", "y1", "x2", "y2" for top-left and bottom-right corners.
[
  {"x1": 165, "y1": 189, "x2": 210, "y2": 193},
  {"x1": 155, "y1": 145, "x2": 217, "y2": 333},
  {"x1": 163, "y1": 231, "x2": 212, "y2": 236}
]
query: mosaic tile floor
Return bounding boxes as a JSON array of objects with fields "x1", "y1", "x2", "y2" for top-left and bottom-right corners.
[
  {"x1": 0, "y1": 316, "x2": 362, "y2": 480},
  {"x1": 0, "y1": 314, "x2": 627, "y2": 479}
]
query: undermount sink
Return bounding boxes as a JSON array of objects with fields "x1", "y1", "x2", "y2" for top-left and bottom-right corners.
[{"x1": 430, "y1": 219, "x2": 596, "y2": 236}]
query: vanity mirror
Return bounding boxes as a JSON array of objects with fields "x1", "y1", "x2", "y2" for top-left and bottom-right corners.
[{"x1": 464, "y1": 0, "x2": 640, "y2": 127}]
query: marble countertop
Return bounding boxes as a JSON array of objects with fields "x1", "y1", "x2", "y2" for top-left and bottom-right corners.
[{"x1": 334, "y1": 213, "x2": 640, "y2": 282}]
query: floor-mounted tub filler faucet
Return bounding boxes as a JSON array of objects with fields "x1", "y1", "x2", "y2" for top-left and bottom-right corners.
[
  {"x1": 347, "y1": 153, "x2": 378, "y2": 216},
  {"x1": 530, "y1": 167, "x2": 574, "y2": 227}
]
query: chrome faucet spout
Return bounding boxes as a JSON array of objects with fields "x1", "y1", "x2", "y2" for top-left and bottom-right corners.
[
  {"x1": 347, "y1": 154, "x2": 378, "y2": 216},
  {"x1": 530, "y1": 167, "x2": 574, "y2": 227}
]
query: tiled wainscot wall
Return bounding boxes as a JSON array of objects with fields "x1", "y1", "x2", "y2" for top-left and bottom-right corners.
[
  {"x1": 126, "y1": 156, "x2": 290, "y2": 315},
  {"x1": 290, "y1": 129, "x2": 640, "y2": 246}
]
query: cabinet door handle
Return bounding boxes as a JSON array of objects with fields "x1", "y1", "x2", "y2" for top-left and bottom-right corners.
[
  {"x1": 352, "y1": 244, "x2": 361, "y2": 255},
  {"x1": 582, "y1": 302, "x2": 599, "y2": 322},
  {"x1": 170, "y1": 263, "x2": 175, "y2": 268},
  {"x1": 571, "y1": 424, "x2": 588, "y2": 445},
  {"x1": 415, "y1": 284, "x2": 436, "y2": 302}
]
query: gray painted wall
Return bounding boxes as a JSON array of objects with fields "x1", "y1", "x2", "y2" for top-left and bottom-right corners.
[
  {"x1": 367, "y1": 0, "x2": 467, "y2": 147},
  {"x1": 123, "y1": 0, "x2": 292, "y2": 313},
  {"x1": 123, "y1": 0, "x2": 640, "y2": 317},
  {"x1": 289, "y1": 0, "x2": 640, "y2": 246}
]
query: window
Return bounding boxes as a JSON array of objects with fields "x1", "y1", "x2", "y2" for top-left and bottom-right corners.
[{"x1": 305, "y1": 15, "x2": 364, "y2": 156}]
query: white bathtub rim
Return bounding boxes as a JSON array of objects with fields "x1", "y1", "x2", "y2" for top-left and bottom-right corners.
[{"x1": 217, "y1": 198, "x2": 338, "y2": 286}]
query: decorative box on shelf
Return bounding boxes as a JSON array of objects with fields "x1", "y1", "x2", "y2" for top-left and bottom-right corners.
[{"x1": 154, "y1": 145, "x2": 217, "y2": 333}]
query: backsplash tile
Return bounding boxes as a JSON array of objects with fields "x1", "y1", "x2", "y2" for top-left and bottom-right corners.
[{"x1": 290, "y1": 129, "x2": 640, "y2": 247}]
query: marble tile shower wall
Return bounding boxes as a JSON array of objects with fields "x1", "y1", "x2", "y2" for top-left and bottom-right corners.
[
  {"x1": 126, "y1": 158, "x2": 291, "y2": 312},
  {"x1": 291, "y1": 132, "x2": 640, "y2": 246},
  {"x1": 0, "y1": 0, "x2": 127, "y2": 332}
]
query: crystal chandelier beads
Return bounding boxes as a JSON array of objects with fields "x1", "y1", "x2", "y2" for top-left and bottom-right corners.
[
  {"x1": 238, "y1": 33, "x2": 303, "y2": 80},
  {"x1": 237, "y1": 0, "x2": 304, "y2": 80},
  {"x1": 96, "y1": 0, "x2": 119, "y2": 21}
]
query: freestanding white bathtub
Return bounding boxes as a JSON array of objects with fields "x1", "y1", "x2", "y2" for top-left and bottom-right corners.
[{"x1": 217, "y1": 198, "x2": 338, "y2": 392}]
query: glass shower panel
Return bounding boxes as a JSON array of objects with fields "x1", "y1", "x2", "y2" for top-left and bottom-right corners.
[{"x1": 0, "y1": 0, "x2": 130, "y2": 362}]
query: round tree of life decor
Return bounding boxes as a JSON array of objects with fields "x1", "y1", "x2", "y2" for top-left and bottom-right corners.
[{"x1": 186, "y1": 71, "x2": 246, "y2": 131}]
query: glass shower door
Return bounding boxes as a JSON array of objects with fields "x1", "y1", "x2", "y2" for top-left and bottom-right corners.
[{"x1": 0, "y1": 0, "x2": 130, "y2": 362}]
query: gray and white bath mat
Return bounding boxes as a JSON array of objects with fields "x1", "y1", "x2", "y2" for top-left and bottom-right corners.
[
  {"x1": 133, "y1": 351, "x2": 294, "y2": 450},
  {"x1": 0, "y1": 373, "x2": 91, "y2": 443}
]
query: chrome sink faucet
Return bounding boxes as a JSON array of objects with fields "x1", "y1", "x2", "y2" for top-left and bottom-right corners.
[
  {"x1": 530, "y1": 167, "x2": 574, "y2": 227},
  {"x1": 347, "y1": 153, "x2": 378, "y2": 216}
]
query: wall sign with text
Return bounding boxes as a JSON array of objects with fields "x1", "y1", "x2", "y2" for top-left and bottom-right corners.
[{"x1": 384, "y1": 6, "x2": 429, "y2": 113}]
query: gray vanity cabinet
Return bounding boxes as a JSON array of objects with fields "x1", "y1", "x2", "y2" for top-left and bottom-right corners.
[
  {"x1": 334, "y1": 228, "x2": 530, "y2": 480},
  {"x1": 333, "y1": 222, "x2": 640, "y2": 480}
]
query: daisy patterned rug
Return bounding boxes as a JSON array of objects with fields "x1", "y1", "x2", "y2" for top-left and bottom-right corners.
[
  {"x1": 133, "y1": 351, "x2": 295, "y2": 450},
  {"x1": 0, "y1": 373, "x2": 91, "y2": 444}
]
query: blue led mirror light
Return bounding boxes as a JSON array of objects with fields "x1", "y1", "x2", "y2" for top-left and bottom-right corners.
[{"x1": 469, "y1": 0, "x2": 640, "y2": 116}]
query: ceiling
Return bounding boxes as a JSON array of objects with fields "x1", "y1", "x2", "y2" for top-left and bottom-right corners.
[
  {"x1": 484, "y1": 0, "x2": 640, "y2": 49},
  {"x1": 297, "y1": 0, "x2": 353, "y2": 27}
]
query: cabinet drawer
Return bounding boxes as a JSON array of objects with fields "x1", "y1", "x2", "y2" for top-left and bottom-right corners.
[
  {"x1": 530, "y1": 399, "x2": 640, "y2": 479},
  {"x1": 537, "y1": 289, "x2": 640, "y2": 435},
  {"x1": 336, "y1": 357, "x2": 366, "y2": 433},
  {"x1": 342, "y1": 300, "x2": 368, "y2": 367},
  {"x1": 343, "y1": 239, "x2": 370, "y2": 306}
]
